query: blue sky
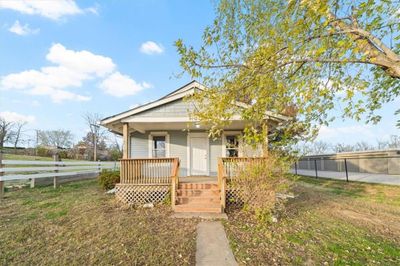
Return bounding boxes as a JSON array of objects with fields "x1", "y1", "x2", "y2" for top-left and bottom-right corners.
[{"x1": 0, "y1": 0, "x2": 398, "y2": 147}]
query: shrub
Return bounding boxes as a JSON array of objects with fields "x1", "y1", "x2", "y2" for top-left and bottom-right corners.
[
  {"x1": 98, "y1": 170, "x2": 120, "y2": 190},
  {"x1": 230, "y1": 152, "x2": 294, "y2": 222},
  {"x1": 36, "y1": 146, "x2": 51, "y2": 157}
]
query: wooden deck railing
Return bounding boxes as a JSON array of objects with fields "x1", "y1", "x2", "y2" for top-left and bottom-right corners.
[
  {"x1": 220, "y1": 157, "x2": 267, "y2": 181},
  {"x1": 120, "y1": 158, "x2": 179, "y2": 185},
  {"x1": 218, "y1": 157, "x2": 268, "y2": 211},
  {"x1": 171, "y1": 158, "x2": 180, "y2": 210}
]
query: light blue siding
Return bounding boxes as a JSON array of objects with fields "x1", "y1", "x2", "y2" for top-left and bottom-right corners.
[
  {"x1": 209, "y1": 138, "x2": 222, "y2": 176},
  {"x1": 169, "y1": 130, "x2": 188, "y2": 176},
  {"x1": 130, "y1": 131, "x2": 149, "y2": 158},
  {"x1": 130, "y1": 129, "x2": 225, "y2": 177},
  {"x1": 134, "y1": 99, "x2": 194, "y2": 118}
]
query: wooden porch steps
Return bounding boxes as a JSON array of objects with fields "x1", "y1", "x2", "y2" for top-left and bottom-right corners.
[{"x1": 174, "y1": 182, "x2": 222, "y2": 213}]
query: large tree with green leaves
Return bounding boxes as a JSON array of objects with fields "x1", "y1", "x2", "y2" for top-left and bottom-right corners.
[{"x1": 176, "y1": 0, "x2": 400, "y2": 146}]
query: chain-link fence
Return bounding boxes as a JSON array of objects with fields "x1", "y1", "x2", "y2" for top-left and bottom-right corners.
[{"x1": 293, "y1": 152, "x2": 400, "y2": 185}]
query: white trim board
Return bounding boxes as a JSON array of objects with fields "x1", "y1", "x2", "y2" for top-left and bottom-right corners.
[
  {"x1": 222, "y1": 131, "x2": 243, "y2": 157},
  {"x1": 148, "y1": 131, "x2": 170, "y2": 158}
]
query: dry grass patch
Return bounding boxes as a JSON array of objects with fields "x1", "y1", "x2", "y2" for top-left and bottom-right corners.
[
  {"x1": 224, "y1": 176, "x2": 400, "y2": 265},
  {"x1": 0, "y1": 180, "x2": 198, "y2": 265}
]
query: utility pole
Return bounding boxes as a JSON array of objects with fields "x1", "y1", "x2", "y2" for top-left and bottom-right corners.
[{"x1": 90, "y1": 123, "x2": 100, "y2": 161}]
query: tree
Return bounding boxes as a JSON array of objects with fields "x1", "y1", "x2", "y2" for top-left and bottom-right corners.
[
  {"x1": 310, "y1": 141, "x2": 331, "y2": 155},
  {"x1": 12, "y1": 122, "x2": 27, "y2": 149},
  {"x1": 82, "y1": 112, "x2": 107, "y2": 161},
  {"x1": 353, "y1": 141, "x2": 374, "y2": 151},
  {"x1": 176, "y1": 0, "x2": 400, "y2": 146},
  {"x1": 0, "y1": 117, "x2": 14, "y2": 149},
  {"x1": 38, "y1": 130, "x2": 74, "y2": 149},
  {"x1": 333, "y1": 143, "x2": 355, "y2": 153}
]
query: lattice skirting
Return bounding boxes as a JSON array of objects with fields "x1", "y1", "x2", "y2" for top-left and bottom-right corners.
[
  {"x1": 226, "y1": 187, "x2": 244, "y2": 209},
  {"x1": 115, "y1": 184, "x2": 169, "y2": 205}
]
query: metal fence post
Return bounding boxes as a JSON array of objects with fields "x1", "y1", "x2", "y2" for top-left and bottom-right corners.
[
  {"x1": 0, "y1": 151, "x2": 4, "y2": 198},
  {"x1": 97, "y1": 160, "x2": 101, "y2": 173},
  {"x1": 295, "y1": 161, "x2": 298, "y2": 175},
  {"x1": 314, "y1": 159, "x2": 318, "y2": 178},
  {"x1": 344, "y1": 158, "x2": 349, "y2": 182}
]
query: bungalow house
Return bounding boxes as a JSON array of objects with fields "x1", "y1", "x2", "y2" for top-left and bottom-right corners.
[{"x1": 101, "y1": 80, "x2": 289, "y2": 213}]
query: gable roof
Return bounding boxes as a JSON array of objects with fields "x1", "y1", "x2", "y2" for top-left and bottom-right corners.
[
  {"x1": 101, "y1": 80, "x2": 290, "y2": 126},
  {"x1": 101, "y1": 80, "x2": 204, "y2": 125}
]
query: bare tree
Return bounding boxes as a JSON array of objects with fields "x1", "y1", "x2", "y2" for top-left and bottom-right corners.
[
  {"x1": 310, "y1": 141, "x2": 331, "y2": 155},
  {"x1": 82, "y1": 112, "x2": 107, "y2": 161},
  {"x1": 12, "y1": 121, "x2": 27, "y2": 149},
  {"x1": 387, "y1": 135, "x2": 400, "y2": 149},
  {"x1": 38, "y1": 130, "x2": 74, "y2": 149},
  {"x1": 353, "y1": 141, "x2": 374, "y2": 151},
  {"x1": 333, "y1": 143, "x2": 355, "y2": 153},
  {"x1": 0, "y1": 117, "x2": 15, "y2": 149}
]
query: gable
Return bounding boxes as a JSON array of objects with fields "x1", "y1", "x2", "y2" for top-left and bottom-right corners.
[{"x1": 132, "y1": 99, "x2": 195, "y2": 118}]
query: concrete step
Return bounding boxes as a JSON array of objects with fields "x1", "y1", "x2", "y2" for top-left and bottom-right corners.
[
  {"x1": 177, "y1": 189, "x2": 220, "y2": 197},
  {"x1": 177, "y1": 196, "x2": 220, "y2": 204}
]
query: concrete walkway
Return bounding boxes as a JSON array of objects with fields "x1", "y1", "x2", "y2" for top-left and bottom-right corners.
[
  {"x1": 292, "y1": 169, "x2": 400, "y2": 186},
  {"x1": 196, "y1": 221, "x2": 238, "y2": 266}
]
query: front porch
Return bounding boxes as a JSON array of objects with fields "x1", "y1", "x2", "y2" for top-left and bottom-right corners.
[{"x1": 115, "y1": 157, "x2": 252, "y2": 213}]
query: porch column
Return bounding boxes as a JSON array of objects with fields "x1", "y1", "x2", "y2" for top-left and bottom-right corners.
[{"x1": 122, "y1": 123, "x2": 130, "y2": 159}]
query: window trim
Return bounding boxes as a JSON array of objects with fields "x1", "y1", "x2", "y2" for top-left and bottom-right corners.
[
  {"x1": 148, "y1": 131, "x2": 170, "y2": 158},
  {"x1": 222, "y1": 131, "x2": 242, "y2": 158}
]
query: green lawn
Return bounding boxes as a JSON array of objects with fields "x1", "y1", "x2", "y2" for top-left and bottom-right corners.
[
  {"x1": 224, "y1": 176, "x2": 400, "y2": 265},
  {"x1": 0, "y1": 180, "x2": 198, "y2": 265},
  {"x1": 1, "y1": 176, "x2": 399, "y2": 265}
]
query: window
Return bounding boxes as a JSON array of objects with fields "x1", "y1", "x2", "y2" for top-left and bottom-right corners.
[
  {"x1": 152, "y1": 136, "x2": 166, "y2": 158},
  {"x1": 225, "y1": 135, "x2": 239, "y2": 157}
]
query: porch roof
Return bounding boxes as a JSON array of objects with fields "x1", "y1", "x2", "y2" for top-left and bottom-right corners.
[{"x1": 100, "y1": 80, "x2": 290, "y2": 135}]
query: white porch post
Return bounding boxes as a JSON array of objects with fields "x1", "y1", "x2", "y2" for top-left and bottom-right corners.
[{"x1": 122, "y1": 123, "x2": 130, "y2": 159}]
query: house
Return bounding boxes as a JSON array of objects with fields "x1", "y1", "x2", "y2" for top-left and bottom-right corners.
[{"x1": 101, "y1": 80, "x2": 289, "y2": 213}]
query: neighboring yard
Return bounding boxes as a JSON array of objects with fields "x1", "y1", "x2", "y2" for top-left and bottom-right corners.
[
  {"x1": 0, "y1": 180, "x2": 198, "y2": 265},
  {"x1": 1, "y1": 176, "x2": 400, "y2": 265},
  {"x1": 2, "y1": 154, "x2": 80, "y2": 161},
  {"x1": 225, "y1": 176, "x2": 400, "y2": 265}
]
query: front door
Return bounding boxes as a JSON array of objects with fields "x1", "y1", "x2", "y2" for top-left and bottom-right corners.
[{"x1": 190, "y1": 135, "x2": 208, "y2": 176}]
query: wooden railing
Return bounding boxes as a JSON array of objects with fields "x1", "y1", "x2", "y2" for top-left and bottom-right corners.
[
  {"x1": 217, "y1": 158, "x2": 227, "y2": 211},
  {"x1": 220, "y1": 157, "x2": 267, "y2": 181},
  {"x1": 218, "y1": 157, "x2": 268, "y2": 211},
  {"x1": 120, "y1": 158, "x2": 179, "y2": 185},
  {"x1": 171, "y1": 159, "x2": 180, "y2": 210}
]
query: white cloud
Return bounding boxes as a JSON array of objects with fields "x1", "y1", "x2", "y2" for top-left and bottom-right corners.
[
  {"x1": 0, "y1": 43, "x2": 114, "y2": 103},
  {"x1": 1, "y1": 43, "x2": 150, "y2": 102},
  {"x1": 139, "y1": 41, "x2": 164, "y2": 55},
  {"x1": 100, "y1": 72, "x2": 151, "y2": 97},
  {"x1": 8, "y1": 20, "x2": 39, "y2": 35},
  {"x1": 0, "y1": 0, "x2": 89, "y2": 20},
  {"x1": 0, "y1": 111, "x2": 35, "y2": 123}
]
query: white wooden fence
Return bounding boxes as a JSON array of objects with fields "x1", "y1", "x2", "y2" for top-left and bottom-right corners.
[{"x1": 0, "y1": 160, "x2": 119, "y2": 197}]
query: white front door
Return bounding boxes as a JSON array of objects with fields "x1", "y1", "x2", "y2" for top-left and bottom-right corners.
[{"x1": 190, "y1": 136, "x2": 208, "y2": 176}]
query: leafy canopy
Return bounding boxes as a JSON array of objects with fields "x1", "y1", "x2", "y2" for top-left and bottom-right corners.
[{"x1": 176, "y1": 0, "x2": 400, "y2": 146}]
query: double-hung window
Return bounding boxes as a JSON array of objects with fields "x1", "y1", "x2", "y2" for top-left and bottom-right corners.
[
  {"x1": 152, "y1": 136, "x2": 166, "y2": 158},
  {"x1": 225, "y1": 135, "x2": 239, "y2": 157}
]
